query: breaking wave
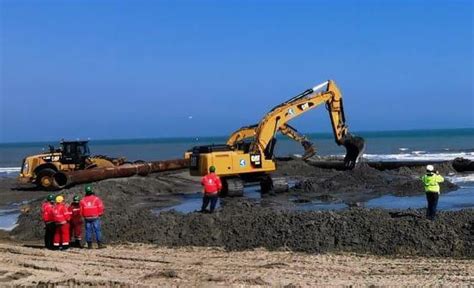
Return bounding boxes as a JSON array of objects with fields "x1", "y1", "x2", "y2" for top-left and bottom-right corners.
[
  {"x1": 0, "y1": 167, "x2": 21, "y2": 174},
  {"x1": 362, "y1": 151, "x2": 474, "y2": 162}
]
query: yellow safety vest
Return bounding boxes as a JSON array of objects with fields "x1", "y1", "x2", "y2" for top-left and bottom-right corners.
[{"x1": 421, "y1": 173, "x2": 444, "y2": 193}]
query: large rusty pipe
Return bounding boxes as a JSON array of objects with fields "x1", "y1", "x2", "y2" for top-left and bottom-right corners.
[{"x1": 53, "y1": 159, "x2": 189, "y2": 188}]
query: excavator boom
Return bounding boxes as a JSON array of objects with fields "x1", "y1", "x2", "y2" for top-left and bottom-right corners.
[{"x1": 250, "y1": 80, "x2": 365, "y2": 168}]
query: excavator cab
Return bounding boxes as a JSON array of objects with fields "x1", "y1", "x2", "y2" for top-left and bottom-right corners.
[{"x1": 60, "y1": 141, "x2": 91, "y2": 167}]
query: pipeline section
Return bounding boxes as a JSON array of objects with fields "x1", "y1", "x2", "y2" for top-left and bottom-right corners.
[{"x1": 53, "y1": 159, "x2": 189, "y2": 189}]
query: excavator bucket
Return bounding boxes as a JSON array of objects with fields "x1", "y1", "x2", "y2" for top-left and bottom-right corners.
[
  {"x1": 341, "y1": 134, "x2": 366, "y2": 169},
  {"x1": 301, "y1": 140, "x2": 316, "y2": 160}
]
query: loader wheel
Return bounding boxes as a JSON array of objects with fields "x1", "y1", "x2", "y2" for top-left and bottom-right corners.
[
  {"x1": 36, "y1": 168, "x2": 57, "y2": 190},
  {"x1": 221, "y1": 178, "x2": 244, "y2": 197}
]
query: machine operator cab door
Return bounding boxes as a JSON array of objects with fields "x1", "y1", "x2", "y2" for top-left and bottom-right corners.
[{"x1": 60, "y1": 141, "x2": 91, "y2": 168}]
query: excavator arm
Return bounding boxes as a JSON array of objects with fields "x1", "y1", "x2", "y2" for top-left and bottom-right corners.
[
  {"x1": 250, "y1": 80, "x2": 365, "y2": 169},
  {"x1": 227, "y1": 123, "x2": 316, "y2": 160}
]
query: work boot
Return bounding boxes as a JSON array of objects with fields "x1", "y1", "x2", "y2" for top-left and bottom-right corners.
[
  {"x1": 61, "y1": 245, "x2": 69, "y2": 251},
  {"x1": 75, "y1": 239, "x2": 83, "y2": 248},
  {"x1": 87, "y1": 242, "x2": 93, "y2": 249},
  {"x1": 97, "y1": 242, "x2": 106, "y2": 249}
]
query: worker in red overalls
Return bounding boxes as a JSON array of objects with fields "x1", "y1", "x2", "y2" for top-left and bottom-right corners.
[
  {"x1": 41, "y1": 194, "x2": 55, "y2": 250},
  {"x1": 52, "y1": 195, "x2": 71, "y2": 250},
  {"x1": 68, "y1": 195, "x2": 83, "y2": 248},
  {"x1": 200, "y1": 166, "x2": 222, "y2": 213}
]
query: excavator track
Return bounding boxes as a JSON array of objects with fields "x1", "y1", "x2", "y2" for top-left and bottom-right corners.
[
  {"x1": 260, "y1": 175, "x2": 289, "y2": 194},
  {"x1": 222, "y1": 178, "x2": 244, "y2": 197}
]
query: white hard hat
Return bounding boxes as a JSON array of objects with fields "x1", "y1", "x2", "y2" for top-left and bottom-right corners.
[{"x1": 426, "y1": 165, "x2": 434, "y2": 172}]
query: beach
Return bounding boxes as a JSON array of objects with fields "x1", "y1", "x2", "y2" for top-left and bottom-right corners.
[{"x1": 0, "y1": 131, "x2": 473, "y2": 286}]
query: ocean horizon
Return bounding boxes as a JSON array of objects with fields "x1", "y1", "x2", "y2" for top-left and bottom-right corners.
[{"x1": 1, "y1": 128, "x2": 473, "y2": 172}]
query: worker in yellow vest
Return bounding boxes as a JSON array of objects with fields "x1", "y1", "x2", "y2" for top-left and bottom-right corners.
[{"x1": 421, "y1": 165, "x2": 444, "y2": 220}]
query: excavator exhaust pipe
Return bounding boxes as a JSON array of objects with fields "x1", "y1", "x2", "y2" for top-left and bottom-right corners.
[{"x1": 341, "y1": 134, "x2": 366, "y2": 169}]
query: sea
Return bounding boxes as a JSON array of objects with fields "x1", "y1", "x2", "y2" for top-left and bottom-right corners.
[
  {"x1": 1, "y1": 128, "x2": 473, "y2": 175},
  {"x1": 0, "y1": 128, "x2": 473, "y2": 229}
]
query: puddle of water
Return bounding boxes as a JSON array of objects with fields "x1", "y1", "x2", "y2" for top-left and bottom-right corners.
[
  {"x1": 154, "y1": 183, "x2": 474, "y2": 215},
  {"x1": 0, "y1": 209, "x2": 20, "y2": 231},
  {"x1": 153, "y1": 193, "x2": 205, "y2": 214},
  {"x1": 153, "y1": 186, "x2": 263, "y2": 215},
  {"x1": 365, "y1": 187, "x2": 474, "y2": 211}
]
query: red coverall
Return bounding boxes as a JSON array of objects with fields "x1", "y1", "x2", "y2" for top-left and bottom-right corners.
[
  {"x1": 200, "y1": 173, "x2": 222, "y2": 213},
  {"x1": 41, "y1": 202, "x2": 54, "y2": 223},
  {"x1": 68, "y1": 203, "x2": 83, "y2": 241},
  {"x1": 201, "y1": 173, "x2": 222, "y2": 194},
  {"x1": 53, "y1": 203, "x2": 71, "y2": 247},
  {"x1": 80, "y1": 195, "x2": 104, "y2": 219},
  {"x1": 41, "y1": 202, "x2": 55, "y2": 249}
]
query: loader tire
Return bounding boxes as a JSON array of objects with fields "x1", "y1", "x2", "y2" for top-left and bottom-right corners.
[{"x1": 36, "y1": 168, "x2": 57, "y2": 190}]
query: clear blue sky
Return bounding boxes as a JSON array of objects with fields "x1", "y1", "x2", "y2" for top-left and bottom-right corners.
[{"x1": 0, "y1": 0, "x2": 472, "y2": 143}]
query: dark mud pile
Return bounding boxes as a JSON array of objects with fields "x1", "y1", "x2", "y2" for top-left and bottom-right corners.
[
  {"x1": 28, "y1": 199, "x2": 471, "y2": 258},
  {"x1": 10, "y1": 171, "x2": 198, "y2": 242},
  {"x1": 277, "y1": 160, "x2": 458, "y2": 204},
  {"x1": 149, "y1": 201, "x2": 474, "y2": 258},
  {"x1": 9, "y1": 159, "x2": 472, "y2": 258}
]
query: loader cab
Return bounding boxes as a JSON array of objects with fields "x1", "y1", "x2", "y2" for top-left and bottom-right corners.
[{"x1": 60, "y1": 141, "x2": 91, "y2": 166}]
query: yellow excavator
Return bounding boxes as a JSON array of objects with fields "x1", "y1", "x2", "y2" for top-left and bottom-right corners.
[
  {"x1": 18, "y1": 140, "x2": 126, "y2": 190},
  {"x1": 189, "y1": 80, "x2": 365, "y2": 196}
]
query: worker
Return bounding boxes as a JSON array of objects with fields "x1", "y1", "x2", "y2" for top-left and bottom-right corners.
[
  {"x1": 80, "y1": 185, "x2": 106, "y2": 249},
  {"x1": 41, "y1": 194, "x2": 56, "y2": 250},
  {"x1": 68, "y1": 195, "x2": 83, "y2": 248},
  {"x1": 200, "y1": 166, "x2": 222, "y2": 213},
  {"x1": 421, "y1": 165, "x2": 444, "y2": 220},
  {"x1": 52, "y1": 195, "x2": 71, "y2": 250}
]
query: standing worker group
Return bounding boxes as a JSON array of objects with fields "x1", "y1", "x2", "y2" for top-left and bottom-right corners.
[
  {"x1": 200, "y1": 166, "x2": 222, "y2": 213},
  {"x1": 41, "y1": 184, "x2": 106, "y2": 250},
  {"x1": 421, "y1": 164, "x2": 444, "y2": 220}
]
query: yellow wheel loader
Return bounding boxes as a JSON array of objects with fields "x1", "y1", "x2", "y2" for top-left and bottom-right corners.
[
  {"x1": 18, "y1": 140, "x2": 125, "y2": 190},
  {"x1": 189, "y1": 80, "x2": 365, "y2": 196}
]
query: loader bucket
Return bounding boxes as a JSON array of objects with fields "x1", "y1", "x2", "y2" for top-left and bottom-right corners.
[{"x1": 342, "y1": 134, "x2": 366, "y2": 169}]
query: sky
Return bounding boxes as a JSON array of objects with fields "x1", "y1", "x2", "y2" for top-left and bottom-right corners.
[{"x1": 0, "y1": 0, "x2": 473, "y2": 143}]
